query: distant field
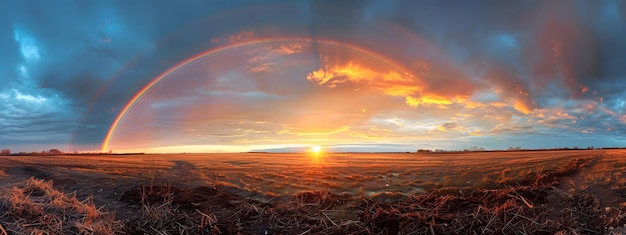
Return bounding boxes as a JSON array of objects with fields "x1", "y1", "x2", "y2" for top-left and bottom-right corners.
[{"x1": 0, "y1": 149, "x2": 622, "y2": 198}]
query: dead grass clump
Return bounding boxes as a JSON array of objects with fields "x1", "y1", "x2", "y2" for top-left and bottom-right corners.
[
  {"x1": 255, "y1": 190, "x2": 367, "y2": 234},
  {"x1": 357, "y1": 175, "x2": 615, "y2": 235},
  {"x1": 555, "y1": 156, "x2": 594, "y2": 177},
  {"x1": 122, "y1": 184, "x2": 220, "y2": 234},
  {"x1": 129, "y1": 197, "x2": 220, "y2": 234},
  {"x1": 0, "y1": 177, "x2": 124, "y2": 234}
]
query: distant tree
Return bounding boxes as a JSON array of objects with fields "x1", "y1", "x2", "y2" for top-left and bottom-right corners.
[
  {"x1": 48, "y1": 149, "x2": 63, "y2": 155},
  {"x1": 468, "y1": 146, "x2": 485, "y2": 151},
  {"x1": 1, "y1": 149, "x2": 10, "y2": 155}
]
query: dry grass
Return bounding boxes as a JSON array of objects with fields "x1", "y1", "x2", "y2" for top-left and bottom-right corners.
[
  {"x1": 0, "y1": 177, "x2": 124, "y2": 234},
  {"x1": 0, "y1": 178, "x2": 221, "y2": 234},
  {"x1": 583, "y1": 150, "x2": 626, "y2": 188},
  {"x1": 118, "y1": 156, "x2": 624, "y2": 235},
  {"x1": 357, "y1": 181, "x2": 603, "y2": 234},
  {"x1": 121, "y1": 184, "x2": 221, "y2": 234},
  {"x1": 0, "y1": 152, "x2": 624, "y2": 234}
]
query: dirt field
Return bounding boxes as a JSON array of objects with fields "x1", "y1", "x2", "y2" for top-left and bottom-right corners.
[{"x1": 0, "y1": 149, "x2": 624, "y2": 234}]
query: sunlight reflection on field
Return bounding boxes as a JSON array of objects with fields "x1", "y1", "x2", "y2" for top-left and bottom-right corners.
[
  {"x1": 2, "y1": 150, "x2": 620, "y2": 201},
  {"x1": 125, "y1": 150, "x2": 606, "y2": 198}
]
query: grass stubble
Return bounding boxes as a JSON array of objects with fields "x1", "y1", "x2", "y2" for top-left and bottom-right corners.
[
  {"x1": 0, "y1": 177, "x2": 123, "y2": 234},
  {"x1": 0, "y1": 154, "x2": 624, "y2": 234}
]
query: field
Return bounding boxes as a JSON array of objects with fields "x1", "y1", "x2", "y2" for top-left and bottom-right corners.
[{"x1": 0, "y1": 149, "x2": 625, "y2": 234}]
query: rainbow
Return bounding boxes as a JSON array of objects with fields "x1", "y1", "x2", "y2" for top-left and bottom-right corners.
[{"x1": 101, "y1": 37, "x2": 410, "y2": 152}]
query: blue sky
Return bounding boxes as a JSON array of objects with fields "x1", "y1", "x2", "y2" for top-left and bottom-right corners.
[{"x1": 1, "y1": 0, "x2": 626, "y2": 153}]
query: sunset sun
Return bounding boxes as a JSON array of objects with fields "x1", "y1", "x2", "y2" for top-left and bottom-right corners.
[{"x1": 311, "y1": 146, "x2": 322, "y2": 154}]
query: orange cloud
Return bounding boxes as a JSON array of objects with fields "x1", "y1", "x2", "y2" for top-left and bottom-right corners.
[
  {"x1": 369, "y1": 125, "x2": 394, "y2": 133},
  {"x1": 436, "y1": 122, "x2": 465, "y2": 132},
  {"x1": 272, "y1": 43, "x2": 304, "y2": 55},
  {"x1": 308, "y1": 63, "x2": 438, "y2": 107},
  {"x1": 306, "y1": 59, "x2": 484, "y2": 112},
  {"x1": 307, "y1": 63, "x2": 390, "y2": 87},
  {"x1": 481, "y1": 66, "x2": 536, "y2": 114},
  {"x1": 513, "y1": 101, "x2": 532, "y2": 114},
  {"x1": 405, "y1": 95, "x2": 454, "y2": 108},
  {"x1": 468, "y1": 129, "x2": 483, "y2": 136}
]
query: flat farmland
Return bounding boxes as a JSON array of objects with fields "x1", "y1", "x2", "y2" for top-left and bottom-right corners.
[
  {"x1": 0, "y1": 149, "x2": 624, "y2": 234},
  {"x1": 0, "y1": 150, "x2": 621, "y2": 197}
]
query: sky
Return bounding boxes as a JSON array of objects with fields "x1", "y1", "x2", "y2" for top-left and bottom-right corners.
[{"x1": 1, "y1": 0, "x2": 626, "y2": 153}]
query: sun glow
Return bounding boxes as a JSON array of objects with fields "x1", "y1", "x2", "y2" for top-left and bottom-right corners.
[
  {"x1": 309, "y1": 145, "x2": 325, "y2": 165},
  {"x1": 311, "y1": 145, "x2": 322, "y2": 154}
]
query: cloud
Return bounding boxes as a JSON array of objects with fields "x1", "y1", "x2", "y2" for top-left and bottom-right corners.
[
  {"x1": 0, "y1": 89, "x2": 78, "y2": 143},
  {"x1": 479, "y1": 65, "x2": 536, "y2": 114},
  {"x1": 306, "y1": 51, "x2": 478, "y2": 111},
  {"x1": 525, "y1": 1, "x2": 597, "y2": 98},
  {"x1": 431, "y1": 122, "x2": 466, "y2": 134}
]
